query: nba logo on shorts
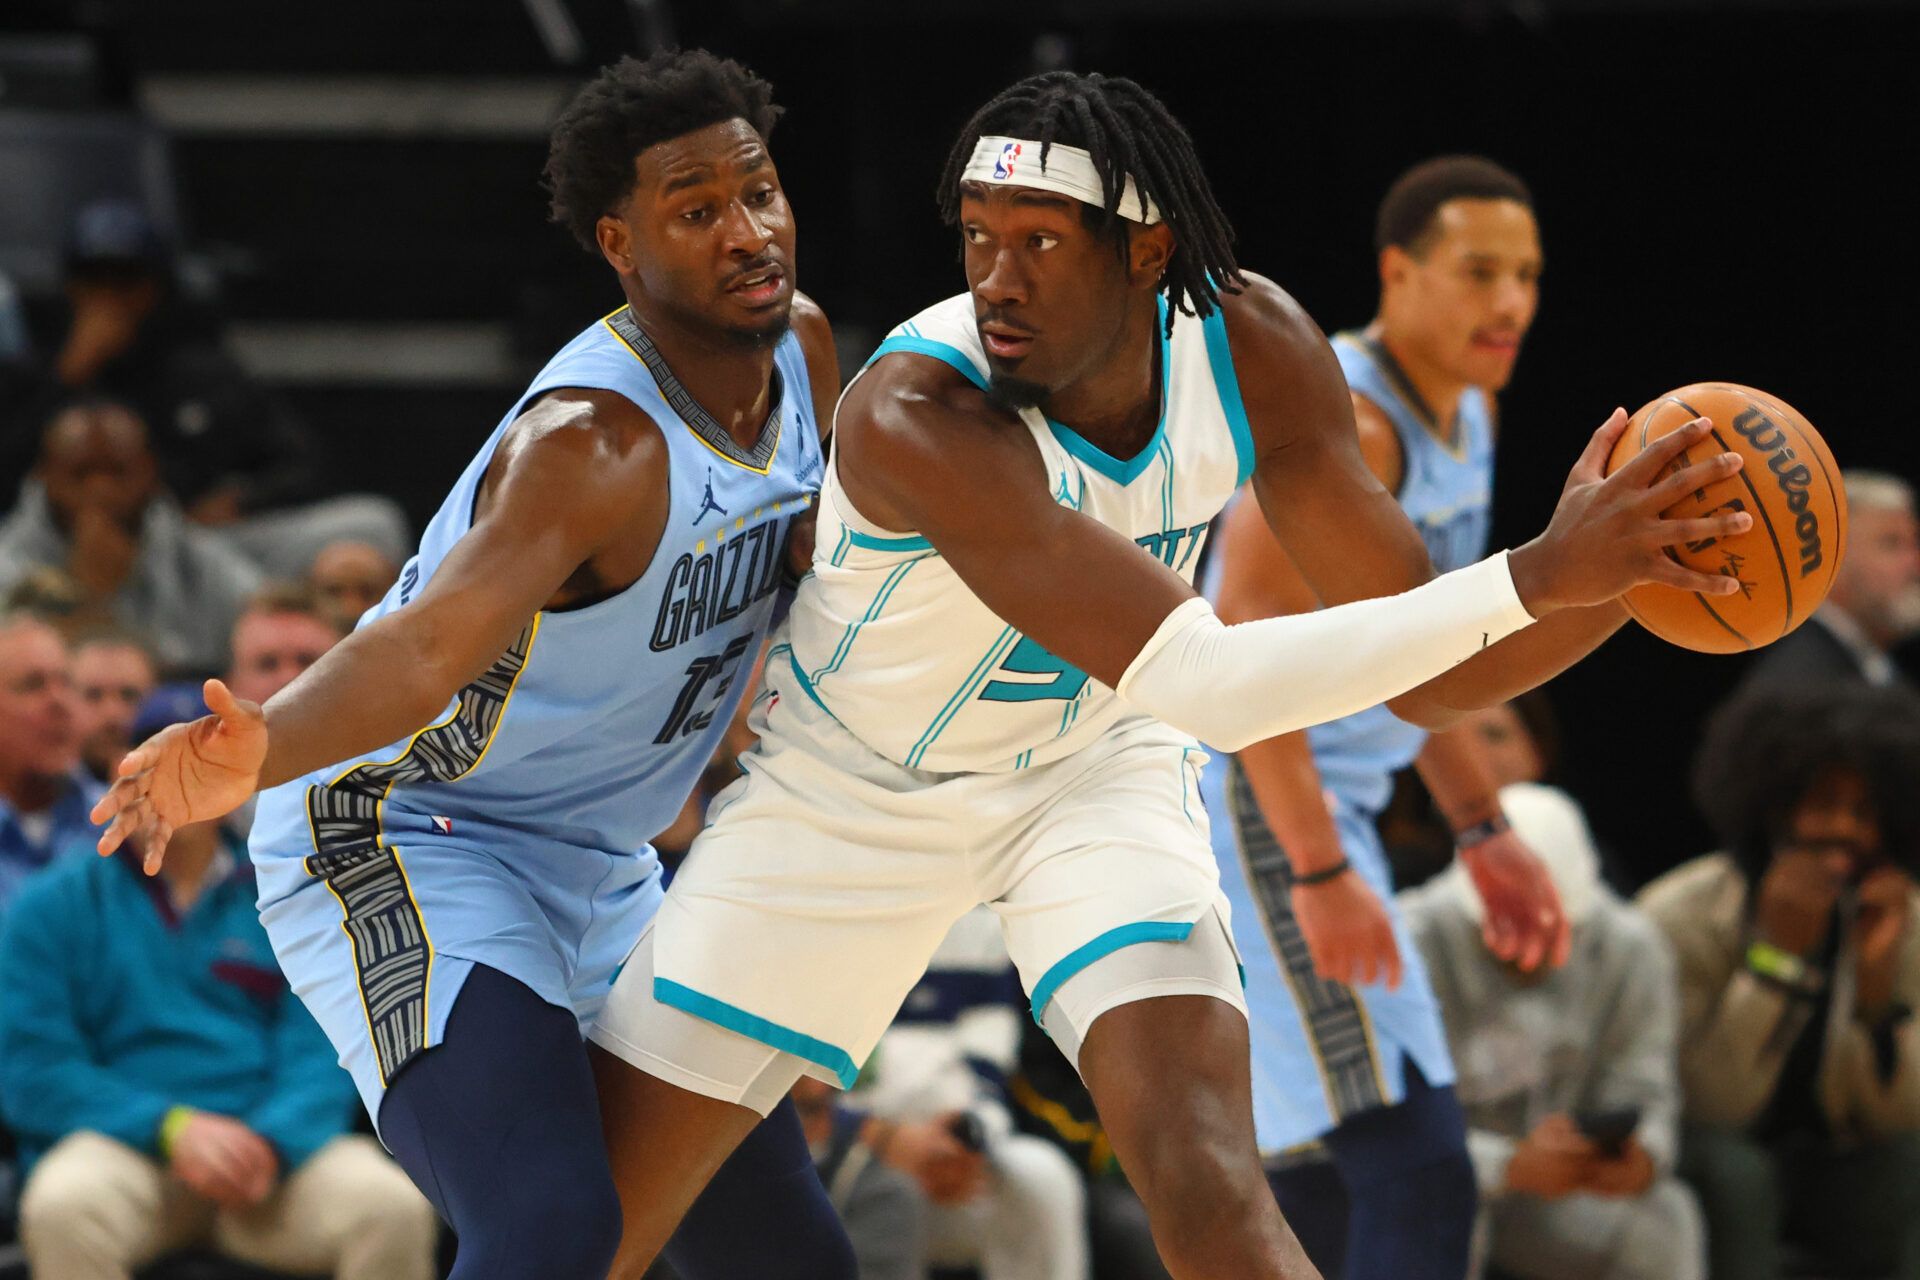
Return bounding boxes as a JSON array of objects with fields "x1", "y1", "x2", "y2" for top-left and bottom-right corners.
[{"x1": 993, "y1": 141, "x2": 1021, "y2": 180}]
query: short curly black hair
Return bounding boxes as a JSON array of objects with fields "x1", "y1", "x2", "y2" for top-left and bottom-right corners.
[
  {"x1": 1374, "y1": 155, "x2": 1531, "y2": 256},
  {"x1": 1692, "y1": 681, "x2": 1920, "y2": 882},
  {"x1": 544, "y1": 49, "x2": 782, "y2": 253}
]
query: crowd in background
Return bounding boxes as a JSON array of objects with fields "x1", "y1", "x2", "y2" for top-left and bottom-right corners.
[{"x1": 6, "y1": 110, "x2": 1920, "y2": 1280}]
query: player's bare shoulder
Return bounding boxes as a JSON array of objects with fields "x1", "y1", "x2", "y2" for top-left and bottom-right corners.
[
  {"x1": 1218, "y1": 271, "x2": 1361, "y2": 461},
  {"x1": 838, "y1": 347, "x2": 1042, "y2": 534},
  {"x1": 483, "y1": 388, "x2": 669, "y2": 518}
]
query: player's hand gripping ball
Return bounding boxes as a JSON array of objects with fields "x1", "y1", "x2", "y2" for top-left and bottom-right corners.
[{"x1": 1604, "y1": 383, "x2": 1846, "y2": 653}]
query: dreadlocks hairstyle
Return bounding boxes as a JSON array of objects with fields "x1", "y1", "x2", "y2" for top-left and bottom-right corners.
[
  {"x1": 544, "y1": 49, "x2": 782, "y2": 253},
  {"x1": 938, "y1": 71, "x2": 1242, "y2": 334},
  {"x1": 1692, "y1": 681, "x2": 1920, "y2": 883},
  {"x1": 1374, "y1": 155, "x2": 1532, "y2": 257}
]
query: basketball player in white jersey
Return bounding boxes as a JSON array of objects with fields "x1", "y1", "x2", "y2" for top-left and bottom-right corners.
[{"x1": 584, "y1": 72, "x2": 1752, "y2": 1278}]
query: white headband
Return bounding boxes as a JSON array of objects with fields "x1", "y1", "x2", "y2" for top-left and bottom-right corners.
[{"x1": 961, "y1": 135, "x2": 1163, "y2": 225}]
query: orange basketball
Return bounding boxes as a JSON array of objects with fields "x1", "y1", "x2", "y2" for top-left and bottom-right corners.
[{"x1": 1603, "y1": 383, "x2": 1847, "y2": 654}]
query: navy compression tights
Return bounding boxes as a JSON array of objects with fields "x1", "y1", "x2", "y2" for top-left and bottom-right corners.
[
  {"x1": 1266, "y1": 1062, "x2": 1478, "y2": 1280},
  {"x1": 379, "y1": 963, "x2": 855, "y2": 1279}
]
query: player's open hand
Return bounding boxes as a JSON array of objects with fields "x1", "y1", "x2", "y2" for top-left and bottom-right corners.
[
  {"x1": 1508, "y1": 409, "x2": 1753, "y2": 614},
  {"x1": 1292, "y1": 868, "x2": 1403, "y2": 991},
  {"x1": 90, "y1": 679, "x2": 267, "y2": 875},
  {"x1": 1461, "y1": 829, "x2": 1570, "y2": 972}
]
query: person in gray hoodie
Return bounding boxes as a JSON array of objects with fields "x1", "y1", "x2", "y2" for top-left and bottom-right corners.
[
  {"x1": 0, "y1": 397, "x2": 259, "y2": 675},
  {"x1": 1404, "y1": 782, "x2": 1703, "y2": 1280}
]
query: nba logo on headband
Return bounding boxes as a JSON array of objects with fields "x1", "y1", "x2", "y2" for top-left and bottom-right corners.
[{"x1": 962, "y1": 135, "x2": 1162, "y2": 225}]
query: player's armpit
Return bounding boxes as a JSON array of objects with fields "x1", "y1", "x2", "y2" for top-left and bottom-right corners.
[{"x1": 256, "y1": 389, "x2": 668, "y2": 788}]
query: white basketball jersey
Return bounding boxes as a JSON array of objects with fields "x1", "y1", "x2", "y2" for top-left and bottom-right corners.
[{"x1": 782, "y1": 291, "x2": 1255, "y2": 774}]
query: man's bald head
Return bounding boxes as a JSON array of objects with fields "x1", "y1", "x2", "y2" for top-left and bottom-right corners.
[{"x1": 37, "y1": 398, "x2": 157, "y2": 531}]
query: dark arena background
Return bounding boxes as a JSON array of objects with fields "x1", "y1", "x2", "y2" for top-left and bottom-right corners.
[{"x1": 1, "y1": 1, "x2": 1916, "y2": 1276}]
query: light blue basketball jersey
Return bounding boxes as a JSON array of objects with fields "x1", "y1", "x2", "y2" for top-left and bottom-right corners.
[
  {"x1": 248, "y1": 307, "x2": 820, "y2": 1105},
  {"x1": 1303, "y1": 332, "x2": 1495, "y2": 814},
  {"x1": 253, "y1": 307, "x2": 819, "y2": 871}
]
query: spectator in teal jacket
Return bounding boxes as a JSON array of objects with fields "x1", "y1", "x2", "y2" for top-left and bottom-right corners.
[{"x1": 0, "y1": 694, "x2": 437, "y2": 1280}]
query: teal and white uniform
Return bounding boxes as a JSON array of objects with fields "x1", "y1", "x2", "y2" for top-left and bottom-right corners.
[
  {"x1": 1205, "y1": 329, "x2": 1496, "y2": 1153},
  {"x1": 594, "y1": 292, "x2": 1256, "y2": 1105},
  {"x1": 249, "y1": 306, "x2": 821, "y2": 1118}
]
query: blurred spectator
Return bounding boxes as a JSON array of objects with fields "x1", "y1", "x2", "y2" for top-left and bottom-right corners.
[
  {"x1": 0, "y1": 396, "x2": 261, "y2": 675},
  {"x1": 224, "y1": 581, "x2": 343, "y2": 706},
  {"x1": 1640, "y1": 683, "x2": 1920, "y2": 1280},
  {"x1": 846, "y1": 906, "x2": 1090, "y2": 1280},
  {"x1": 0, "y1": 198, "x2": 409, "y2": 576},
  {"x1": 1459, "y1": 691, "x2": 1559, "y2": 789},
  {"x1": 792, "y1": 1076, "x2": 930, "y2": 1280},
  {"x1": 0, "y1": 609, "x2": 96, "y2": 910},
  {"x1": 0, "y1": 698, "x2": 438, "y2": 1280},
  {"x1": 1741, "y1": 469, "x2": 1920, "y2": 693},
  {"x1": 308, "y1": 538, "x2": 399, "y2": 634},
  {"x1": 1403, "y1": 782, "x2": 1703, "y2": 1280},
  {"x1": 0, "y1": 561, "x2": 100, "y2": 631},
  {"x1": 71, "y1": 627, "x2": 157, "y2": 783}
]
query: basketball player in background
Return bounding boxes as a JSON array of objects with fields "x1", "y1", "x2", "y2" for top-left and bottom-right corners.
[
  {"x1": 89, "y1": 50, "x2": 854, "y2": 1280},
  {"x1": 1203, "y1": 157, "x2": 1583, "y2": 1279},
  {"x1": 584, "y1": 73, "x2": 1749, "y2": 1279}
]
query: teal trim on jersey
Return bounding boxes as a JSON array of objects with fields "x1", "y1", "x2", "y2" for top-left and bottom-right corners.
[
  {"x1": 869, "y1": 336, "x2": 988, "y2": 391},
  {"x1": 811, "y1": 557, "x2": 919, "y2": 688},
  {"x1": 1029, "y1": 920, "x2": 1197, "y2": 1025},
  {"x1": 1044, "y1": 296, "x2": 1171, "y2": 486},
  {"x1": 1046, "y1": 416, "x2": 1168, "y2": 486},
  {"x1": 1179, "y1": 747, "x2": 1202, "y2": 828},
  {"x1": 1156, "y1": 433, "x2": 1176, "y2": 532},
  {"x1": 785, "y1": 648, "x2": 835, "y2": 719},
  {"x1": 846, "y1": 528, "x2": 935, "y2": 553},
  {"x1": 829, "y1": 526, "x2": 854, "y2": 568},
  {"x1": 1202, "y1": 306, "x2": 1257, "y2": 485},
  {"x1": 654, "y1": 978, "x2": 859, "y2": 1088},
  {"x1": 908, "y1": 625, "x2": 1019, "y2": 768}
]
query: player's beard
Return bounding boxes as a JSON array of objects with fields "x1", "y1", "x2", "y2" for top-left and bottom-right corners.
[
  {"x1": 985, "y1": 372, "x2": 1050, "y2": 413},
  {"x1": 723, "y1": 308, "x2": 794, "y2": 351}
]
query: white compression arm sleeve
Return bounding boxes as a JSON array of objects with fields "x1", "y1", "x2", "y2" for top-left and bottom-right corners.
[{"x1": 1115, "y1": 551, "x2": 1538, "y2": 751}]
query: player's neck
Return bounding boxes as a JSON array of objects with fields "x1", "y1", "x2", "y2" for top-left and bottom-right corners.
[
  {"x1": 1367, "y1": 321, "x2": 1469, "y2": 446},
  {"x1": 1038, "y1": 301, "x2": 1162, "y2": 454},
  {"x1": 623, "y1": 296, "x2": 780, "y2": 449}
]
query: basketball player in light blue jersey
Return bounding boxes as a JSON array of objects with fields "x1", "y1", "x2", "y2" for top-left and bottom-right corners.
[
  {"x1": 577, "y1": 74, "x2": 1755, "y2": 1279},
  {"x1": 1203, "y1": 157, "x2": 1569, "y2": 1280},
  {"x1": 89, "y1": 51, "x2": 854, "y2": 1280}
]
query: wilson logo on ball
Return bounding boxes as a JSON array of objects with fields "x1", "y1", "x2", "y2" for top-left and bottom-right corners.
[{"x1": 1733, "y1": 407, "x2": 1823, "y2": 578}]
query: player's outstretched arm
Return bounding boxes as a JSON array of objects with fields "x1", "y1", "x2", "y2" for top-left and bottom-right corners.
[
  {"x1": 1225, "y1": 276, "x2": 1632, "y2": 729},
  {"x1": 840, "y1": 355, "x2": 1747, "y2": 755},
  {"x1": 92, "y1": 389, "x2": 666, "y2": 871}
]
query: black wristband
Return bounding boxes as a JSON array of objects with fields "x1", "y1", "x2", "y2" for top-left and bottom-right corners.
[
  {"x1": 1292, "y1": 858, "x2": 1351, "y2": 887},
  {"x1": 1455, "y1": 814, "x2": 1511, "y2": 851}
]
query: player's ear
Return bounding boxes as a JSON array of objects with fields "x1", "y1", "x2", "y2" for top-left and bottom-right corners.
[
  {"x1": 596, "y1": 214, "x2": 635, "y2": 276},
  {"x1": 1378, "y1": 244, "x2": 1411, "y2": 291},
  {"x1": 1128, "y1": 223, "x2": 1175, "y2": 288}
]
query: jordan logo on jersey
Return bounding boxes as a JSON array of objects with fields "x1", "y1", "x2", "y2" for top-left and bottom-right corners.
[{"x1": 693, "y1": 468, "x2": 729, "y2": 524}]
